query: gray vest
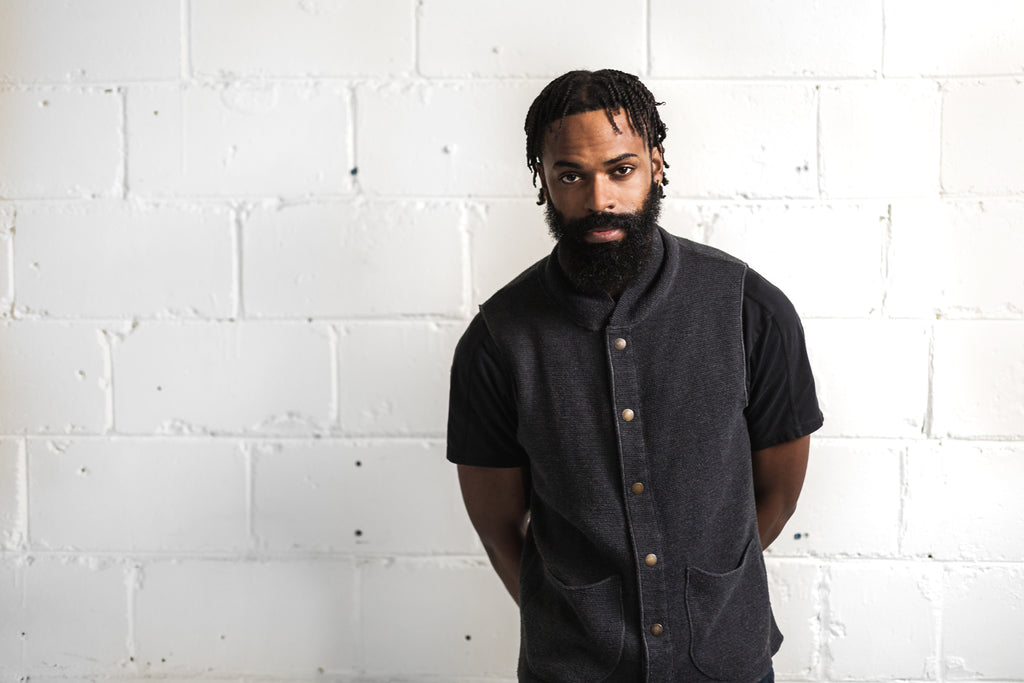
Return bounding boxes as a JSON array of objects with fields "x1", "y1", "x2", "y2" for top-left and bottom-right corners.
[{"x1": 480, "y1": 228, "x2": 781, "y2": 682}]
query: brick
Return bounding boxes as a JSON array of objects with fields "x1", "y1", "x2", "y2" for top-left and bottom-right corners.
[
  {"x1": 819, "y1": 81, "x2": 940, "y2": 198},
  {"x1": 827, "y1": 562, "x2": 939, "y2": 679},
  {"x1": 134, "y1": 560, "x2": 355, "y2": 675},
  {"x1": 885, "y1": 1, "x2": 1024, "y2": 76},
  {"x1": 804, "y1": 320, "x2": 929, "y2": 438},
  {"x1": 655, "y1": 83, "x2": 817, "y2": 199},
  {"x1": 28, "y1": 438, "x2": 247, "y2": 552},
  {"x1": 764, "y1": 561, "x2": 821, "y2": 678},
  {"x1": 657, "y1": 200, "x2": 705, "y2": 244},
  {"x1": 0, "y1": 439, "x2": 26, "y2": 549},
  {"x1": 127, "y1": 84, "x2": 351, "y2": 198},
  {"x1": 904, "y1": 441, "x2": 1024, "y2": 561},
  {"x1": 357, "y1": 82, "x2": 538, "y2": 197},
  {"x1": 0, "y1": 89, "x2": 120, "y2": 199},
  {"x1": 338, "y1": 322, "x2": 463, "y2": 435},
  {"x1": 192, "y1": 0, "x2": 413, "y2": 78},
  {"x1": 251, "y1": 439, "x2": 477, "y2": 554},
  {"x1": 888, "y1": 200, "x2": 1024, "y2": 319},
  {"x1": 0, "y1": 323, "x2": 106, "y2": 433},
  {"x1": 244, "y1": 200, "x2": 465, "y2": 318},
  {"x1": 941, "y1": 81, "x2": 1024, "y2": 196},
  {"x1": 112, "y1": 322, "x2": 333, "y2": 434},
  {"x1": 943, "y1": 565, "x2": 1024, "y2": 679},
  {"x1": 470, "y1": 200, "x2": 554, "y2": 305},
  {"x1": 651, "y1": 0, "x2": 881, "y2": 77},
  {"x1": 420, "y1": 0, "x2": 644, "y2": 77},
  {"x1": 702, "y1": 202, "x2": 887, "y2": 318},
  {"x1": 22, "y1": 556, "x2": 129, "y2": 670},
  {"x1": 0, "y1": 558, "x2": 23, "y2": 665},
  {"x1": 767, "y1": 440, "x2": 900, "y2": 558},
  {"x1": 361, "y1": 559, "x2": 519, "y2": 676},
  {"x1": 0, "y1": 0, "x2": 179, "y2": 82},
  {"x1": 15, "y1": 202, "x2": 233, "y2": 318},
  {"x1": 932, "y1": 321, "x2": 1024, "y2": 438}
]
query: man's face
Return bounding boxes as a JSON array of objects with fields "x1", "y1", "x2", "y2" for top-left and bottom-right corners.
[{"x1": 538, "y1": 109, "x2": 664, "y2": 295}]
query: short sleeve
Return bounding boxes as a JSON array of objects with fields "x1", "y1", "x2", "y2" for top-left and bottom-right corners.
[
  {"x1": 742, "y1": 269, "x2": 824, "y2": 451},
  {"x1": 447, "y1": 313, "x2": 529, "y2": 468}
]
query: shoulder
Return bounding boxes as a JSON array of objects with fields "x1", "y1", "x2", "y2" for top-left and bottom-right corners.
[
  {"x1": 670, "y1": 232, "x2": 748, "y2": 269},
  {"x1": 480, "y1": 254, "x2": 550, "y2": 318},
  {"x1": 742, "y1": 268, "x2": 802, "y2": 333}
]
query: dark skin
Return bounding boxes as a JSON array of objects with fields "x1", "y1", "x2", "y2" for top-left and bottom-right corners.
[{"x1": 458, "y1": 110, "x2": 810, "y2": 604}]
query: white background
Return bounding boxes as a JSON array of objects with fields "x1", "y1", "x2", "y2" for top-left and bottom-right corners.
[{"x1": 1, "y1": 1, "x2": 1023, "y2": 681}]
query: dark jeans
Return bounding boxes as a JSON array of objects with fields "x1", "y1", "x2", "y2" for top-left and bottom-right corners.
[{"x1": 758, "y1": 669, "x2": 775, "y2": 683}]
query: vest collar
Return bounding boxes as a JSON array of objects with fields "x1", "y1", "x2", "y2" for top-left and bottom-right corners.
[{"x1": 542, "y1": 226, "x2": 680, "y2": 331}]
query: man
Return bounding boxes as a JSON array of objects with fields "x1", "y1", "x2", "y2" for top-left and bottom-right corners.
[{"x1": 447, "y1": 69, "x2": 823, "y2": 683}]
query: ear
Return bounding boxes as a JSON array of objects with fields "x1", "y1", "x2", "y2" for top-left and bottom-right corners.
[
  {"x1": 536, "y1": 166, "x2": 550, "y2": 201},
  {"x1": 650, "y1": 147, "x2": 664, "y2": 185}
]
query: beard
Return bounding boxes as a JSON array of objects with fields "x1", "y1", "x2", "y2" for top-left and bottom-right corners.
[{"x1": 545, "y1": 182, "x2": 662, "y2": 296}]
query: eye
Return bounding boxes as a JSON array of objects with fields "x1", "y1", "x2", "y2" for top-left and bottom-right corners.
[
  {"x1": 613, "y1": 166, "x2": 635, "y2": 177},
  {"x1": 559, "y1": 173, "x2": 580, "y2": 184}
]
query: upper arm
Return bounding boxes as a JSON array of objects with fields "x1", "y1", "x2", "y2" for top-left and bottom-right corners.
[
  {"x1": 457, "y1": 464, "x2": 530, "y2": 539},
  {"x1": 751, "y1": 435, "x2": 810, "y2": 513}
]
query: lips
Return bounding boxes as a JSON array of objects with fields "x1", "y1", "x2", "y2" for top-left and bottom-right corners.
[{"x1": 584, "y1": 227, "x2": 625, "y2": 243}]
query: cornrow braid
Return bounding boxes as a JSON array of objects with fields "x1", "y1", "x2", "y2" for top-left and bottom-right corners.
[{"x1": 524, "y1": 69, "x2": 669, "y2": 205}]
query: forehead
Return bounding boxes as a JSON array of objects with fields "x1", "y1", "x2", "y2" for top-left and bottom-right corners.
[{"x1": 542, "y1": 109, "x2": 648, "y2": 164}]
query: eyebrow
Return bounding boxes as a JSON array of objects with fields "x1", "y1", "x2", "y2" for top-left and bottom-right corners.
[{"x1": 552, "y1": 152, "x2": 640, "y2": 169}]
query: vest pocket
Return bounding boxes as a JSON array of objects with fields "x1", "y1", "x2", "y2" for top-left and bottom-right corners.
[
  {"x1": 522, "y1": 567, "x2": 625, "y2": 682},
  {"x1": 685, "y1": 537, "x2": 772, "y2": 681}
]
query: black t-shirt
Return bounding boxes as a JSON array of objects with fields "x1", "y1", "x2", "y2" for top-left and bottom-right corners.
[{"x1": 448, "y1": 267, "x2": 823, "y2": 467}]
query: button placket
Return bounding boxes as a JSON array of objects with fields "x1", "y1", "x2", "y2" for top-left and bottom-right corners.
[{"x1": 606, "y1": 328, "x2": 671, "y2": 675}]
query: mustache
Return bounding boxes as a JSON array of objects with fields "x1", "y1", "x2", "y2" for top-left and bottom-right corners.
[{"x1": 558, "y1": 210, "x2": 644, "y2": 241}]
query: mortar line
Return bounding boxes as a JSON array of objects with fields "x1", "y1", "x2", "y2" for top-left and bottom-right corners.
[
  {"x1": 897, "y1": 444, "x2": 909, "y2": 556},
  {"x1": 4, "y1": 205, "x2": 14, "y2": 317},
  {"x1": 348, "y1": 85, "x2": 360, "y2": 196},
  {"x1": 879, "y1": 202, "x2": 892, "y2": 317},
  {"x1": 243, "y1": 442, "x2": 256, "y2": 551},
  {"x1": 100, "y1": 330, "x2": 116, "y2": 434},
  {"x1": 815, "y1": 84, "x2": 823, "y2": 198},
  {"x1": 180, "y1": 0, "x2": 192, "y2": 81},
  {"x1": 818, "y1": 562, "x2": 833, "y2": 680},
  {"x1": 19, "y1": 437, "x2": 29, "y2": 551},
  {"x1": 644, "y1": 0, "x2": 652, "y2": 76},
  {"x1": 125, "y1": 561, "x2": 140, "y2": 670},
  {"x1": 459, "y1": 203, "x2": 475, "y2": 319},
  {"x1": 119, "y1": 87, "x2": 129, "y2": 199},
  {"x1": 328, "y1": 323, "x2": 341, "y2": 429},
  {"x1": 923, "y1": 323, "x2": 936, "y2": 438},
  {"x1": 231, "y1": 206, "x2": 245, "y2": 319},
  {"x1": 879, "y1": 0, "x2": 887, "y2": 78}
]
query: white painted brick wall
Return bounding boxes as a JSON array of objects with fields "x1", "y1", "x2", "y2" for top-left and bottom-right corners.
[
  {"x1": 0, "y1": 0, "x2": 180, "y2": 83},
  {"x1": 888, "y1": 200, "x2": 1024, "y2": 319},
  {"x1": 941, "y1": 80, "x2": 1024, "y2": 196},
  {"x1": 191, "y1": 0, "x2": 415, "y2": 79},
  {"x1": 133, "y1": 560, "x2": 357, "y2": 675},
  {"x1": 650, "y1": 0, "x2": 883, "y2": 78},
  {"x1": 243, "y1": 200, "x2": 466, "y2": 318},
  {"x1": 819, "y1": 81, "x2": 941, "y2": 198},
  {"x1": 0, "y1": 89, "x2": 122, "y2": 199},
  {"x1": 14, "y1": 202, "x2": 234, "y2": 318},
  {"x1": 827, "y1": 562, "x2": 940, "y2": 679},
  {"x1": 127, "y1": 84, "x2": 352, "y2": 198},
  {"x1": 2, "y1": 2, "x2": 1022, "y2": 681},
  {"x1": 655, "y1": 82, "x2": 818, "y2": 199},
  {"x1": 419, "y1": 0, "x2": 646, "y2": 78},
  {"x1": 884, "y1": 1, "x2": 1024, "y2": 77}
]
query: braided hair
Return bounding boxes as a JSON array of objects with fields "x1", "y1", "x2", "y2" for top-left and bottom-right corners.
[{"x1": 524, "y1": 69, "x2": 669, "y2": 205}]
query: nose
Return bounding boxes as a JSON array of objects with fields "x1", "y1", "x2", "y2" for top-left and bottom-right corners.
[{"x1": 585, "y1": 176, "x2": 616, "y2": 213}]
